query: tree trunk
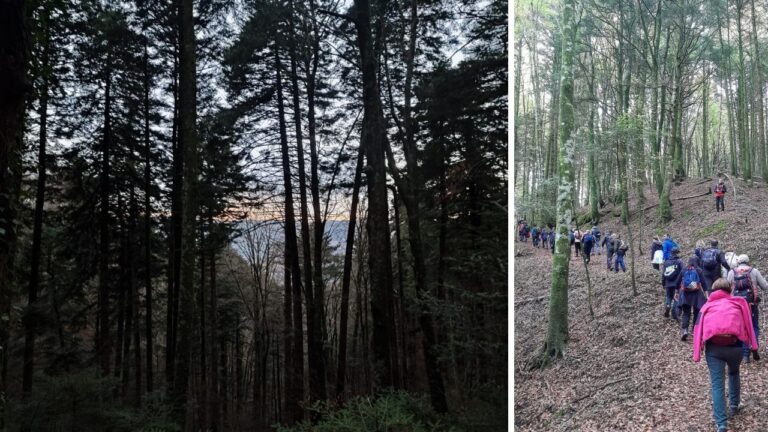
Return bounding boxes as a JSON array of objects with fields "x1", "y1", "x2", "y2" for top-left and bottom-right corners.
[
  {"x1": 335, "y1": 143, "x2": 364, "y2": 398},
  {"x1": 0, "y1": 0, "x2": 28, "y2": 401},
  {"x1": 23, "y1": 10, "x2": 50, "y2": 396},
  {"x1": 353, "y1": 0, "x2": 396, "y2": 389},
  {"x1": 166, "y1": 36, "x2": 181, "y2": 390},
  {"x1": 98, "y1": 48, "x2": 114, "y2": 377},
  {"x1": 142, "y1": 36, "x2": 154, "y2": 394},
  {"x1": 749, "y1": 0, "x2": 766, "y2": 181},
  {"x1": 274, "y1": 43, "x2": 305, "y2": 425},
  {"x1": 286, "y1": 3, "x2": 326, "y2": 407},
  {"x1": 174, "y1": 0, "x2": 200, "y2": 424},
  {"x1": 536, "y1": 0, "x2": 576, "y2": 368},
  {"x1": 736, "y1": 0, "x2": 750, "y2": 179}
]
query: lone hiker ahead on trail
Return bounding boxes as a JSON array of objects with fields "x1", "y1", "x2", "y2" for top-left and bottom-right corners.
[{"x1": 715, "y1": 179, "x2": 727, "y2": 212}]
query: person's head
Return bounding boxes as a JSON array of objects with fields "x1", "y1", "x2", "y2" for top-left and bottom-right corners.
[
  {"x1": 695, "y1": 240, "x2": 705, "y2": 249},
  {"x1": 671, "y1": 247, "x2": 681, "y2": 257},
  {"x1": 719, "y1": 179, "x2": 724, "y2": 184},
  {"x1": 688, "y1": 256, "x2": 698, "y2": 267},
  {"x1": 711, "y1": 239, "x2": 719, "y2": 248},
  {"x1": 738, "y1": 254, "x2": 750, "y2": 265},
  {"x1": 711, "y1": 278, "x2": 732, "y2": 293},
  {"x1": 653, "y1": 236, "x2": 660, "y2": 242}
]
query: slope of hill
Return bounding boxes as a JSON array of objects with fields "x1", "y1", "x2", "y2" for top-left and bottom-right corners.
[{"x1": 514, "y1": 177, "x2": 768, "y2": 431}]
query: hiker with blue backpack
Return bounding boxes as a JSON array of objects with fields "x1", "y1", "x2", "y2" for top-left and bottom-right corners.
[
  {"x1": 726, "y1": 255, "x2": 768, "y2": 363},
  {"x1": 540, "y1": 229, "x2": 548, "y2": 249},
  {"x1": 700, "y1": 240, "x2": 731, "y2": 293},
  {"x1": 592, "y1": 226, "x2": 602, "y2": 255},
  {"x1": 662, "y1": 247, "x2": 685, "y2": 318},
  {"x1": 531, "y1": 225, "x2": 540, "y2": 247},
  {"x1": 662, "y1": 234, "x2": 678, "y2": 260},
  {"x1": 582, "y1": 230, "x2": 595, "y2": 264},
  {"x1": 549, "y1": 228, "x2": 555, "y2": 253},
  {"x1": 676, "y1": 256, "x2": 708, "y2": 340}
]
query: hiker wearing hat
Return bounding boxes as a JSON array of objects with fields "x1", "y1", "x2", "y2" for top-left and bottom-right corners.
[
  {"x1": 676, "y1": 256, "x2": 707, "y2": 340},
  {"x1": 714, "y1": 179, "x2": 727, "y2": 212},
  {"x1": 662, "y1": 247, "x2": 685, "y2": 318},
  {"x1": 727, "y1": 254, "x2": 768, "y2": 362},
  {"x1": 700, "y1": 240, "x2": 731, "y2": 293}
]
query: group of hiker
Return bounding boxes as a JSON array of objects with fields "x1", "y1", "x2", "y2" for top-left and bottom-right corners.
[
  {"x1": 656, "y1": 235, "x2": 766, "y2": 431},
  {"x1": 517, "y1": 221, "x2": 555, "y2": 253},
  {"x1": 516, "y1": 221, "x2": 632, "y2": 271}
]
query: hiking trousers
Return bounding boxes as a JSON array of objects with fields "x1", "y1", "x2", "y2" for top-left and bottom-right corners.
[
  {"x1": 716, "y1": 196, "x2": 725, "y2": 212},
  {"x1": 606, "y1": 250, "x2": 614, "y2": 270},
  {"x1": 702, "y1": 273, "x2": 719, "y2": 293},
  {"x1": 665, "y1": 286, "x2": 676, "y2": 307},
  {"x1": 614, "y1": 256, "x2": 626, "y2": 272},
  {"x1": 742, "y1": 304, "x2": 759, "y2": 358},
  {"x1": 706, "y1": 342, "x2": 742, "y2": 431},
  {"x1": 681, "y1": 303, "x2": 700, "y2": 332}
]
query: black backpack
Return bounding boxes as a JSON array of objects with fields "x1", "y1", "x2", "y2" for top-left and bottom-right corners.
[
  {"x1": 663, "y1": 259, "x2": 682, "y2": 282},
  {"x1": 701, "y1": 249, "x2": 719, "y2": 270},
  {"x1": 733, "y1": 267, "x2": 759, "y2": 304}
]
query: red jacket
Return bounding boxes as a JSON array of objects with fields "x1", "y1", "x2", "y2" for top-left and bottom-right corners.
[
  {"x1": 693, "y1": 289, "x2": 757, "y2": 362},
  {"x1": 714, "y1": 183, "x2": 726, "y2": 197}
]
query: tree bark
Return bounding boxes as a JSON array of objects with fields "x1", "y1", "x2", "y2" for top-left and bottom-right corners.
[
  {"x1": 536, "y1": 0, "x2": 576, "y2": 368},
  {"x1": 174, "y1": 0, "x2": 200, "y2": 424},
  {"x1": 23, "y1": 9, "x2": 50, "y2": 396},
  {"x1": 142, "y1": 36, "x2": 154, "y2": 394},
  {"x1": 353, "y1": 0, "x2": 396, "y2": 389},
  {"x1": 275, "y1": 43, "x2": 305, "y2": 424},
  {"x1": 335, "y1": 143, "x2": 364, "y2": 399},
  {"x1": 0, "y1": 0, "x2": 28, "y2": 401},
  {"x1": 98, "y1": 48, "x2": 114, "y2": 377}
]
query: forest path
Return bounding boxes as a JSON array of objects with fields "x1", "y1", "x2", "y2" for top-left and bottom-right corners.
[{"x1": 514, "y1": 178, "x2": 768, "y2": 431}]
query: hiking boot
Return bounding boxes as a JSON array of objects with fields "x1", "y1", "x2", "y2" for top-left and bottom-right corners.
[
  {"x1": 681, "y1": 330, "x2": 688, "y2": 341},
  {"x1": 729, "y1": 405, "x2": 740, "y2": 418},
  {"x1": 743, "y1": 355, "x2": 750, "y2": 364},
  {"x1": 753, "y1": 350, "x2": 760, "y2": 361},
  {"x1": 718, "y1": 426, "x2": 727, "y2": 432},
  {"x1": 664, "y1": 307, "x2": 670, "y2": 318}
]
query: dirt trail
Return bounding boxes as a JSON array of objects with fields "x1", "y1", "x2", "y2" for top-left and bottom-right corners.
[{"x1": 514, "y1": 178, "x2": 768, "y2": 431}]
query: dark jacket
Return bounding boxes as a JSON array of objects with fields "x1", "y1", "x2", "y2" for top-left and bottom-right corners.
[
  {"x1": 615, "y1": 240, "x2": 629, "y2": 257},
  {"x1": 662, "y1": 257, "x2": 685, "y2": 289},
  {"x1": 700, "y1": 248, "x2": 731, "y2": 276},
  {"x1": 603, "y1": 235, "x2": 615, "y2": 252},
  {"x1": 650, "y1": 240, "x2": 662, "y2": 257}
]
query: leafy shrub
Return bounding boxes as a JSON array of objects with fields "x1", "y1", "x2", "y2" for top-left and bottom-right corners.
[
  {"x1": 276, "y1": 391, "x2": 461, "y2": 432},
  {"x1": 8, "y1": 368, "x2": 180, "y2": 432}
]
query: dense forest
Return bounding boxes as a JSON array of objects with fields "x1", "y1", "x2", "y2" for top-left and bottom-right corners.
[
  {"x1": 515, "y1": 0, "x2": 768, "y2": 365},
  {"x1": 0, "y1": 0, "x2": 508, "y2": 430}
]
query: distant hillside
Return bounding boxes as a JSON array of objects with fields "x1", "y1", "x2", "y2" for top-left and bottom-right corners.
[{"x1": 229, "y1": 219, "x2": 350, "y2": 257}]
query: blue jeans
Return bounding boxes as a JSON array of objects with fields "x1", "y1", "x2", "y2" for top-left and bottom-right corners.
[
  {"x1": 665, "y1": 286, "x2": 676, "y2": 307},
  {"x1": 742, "y1": 305, "x2": 759, "y2": 358},
  {"x1": 614, "y1": 255, "x2": 626, "y2": 272},
  {"x1": 706, "y1": 343, "x2": 742, "y2": 430}
]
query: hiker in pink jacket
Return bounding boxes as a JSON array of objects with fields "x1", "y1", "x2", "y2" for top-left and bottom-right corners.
[{"x1": 693, "y1": 278, "x2": 758, "y2": 432}]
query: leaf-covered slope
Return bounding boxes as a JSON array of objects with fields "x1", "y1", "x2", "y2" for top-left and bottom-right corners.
[{"x1": 514, "y1": 177, "x2": 768, "y2": 431}]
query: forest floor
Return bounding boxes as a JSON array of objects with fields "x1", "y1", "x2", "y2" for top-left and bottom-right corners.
[{"x1": 513, "y1": 177, "x2": 768, "y2": 431}]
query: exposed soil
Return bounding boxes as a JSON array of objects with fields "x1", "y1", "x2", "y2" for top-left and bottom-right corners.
[{"x1": 514, "y1": 177, "x2": 768, "y2": 431}]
